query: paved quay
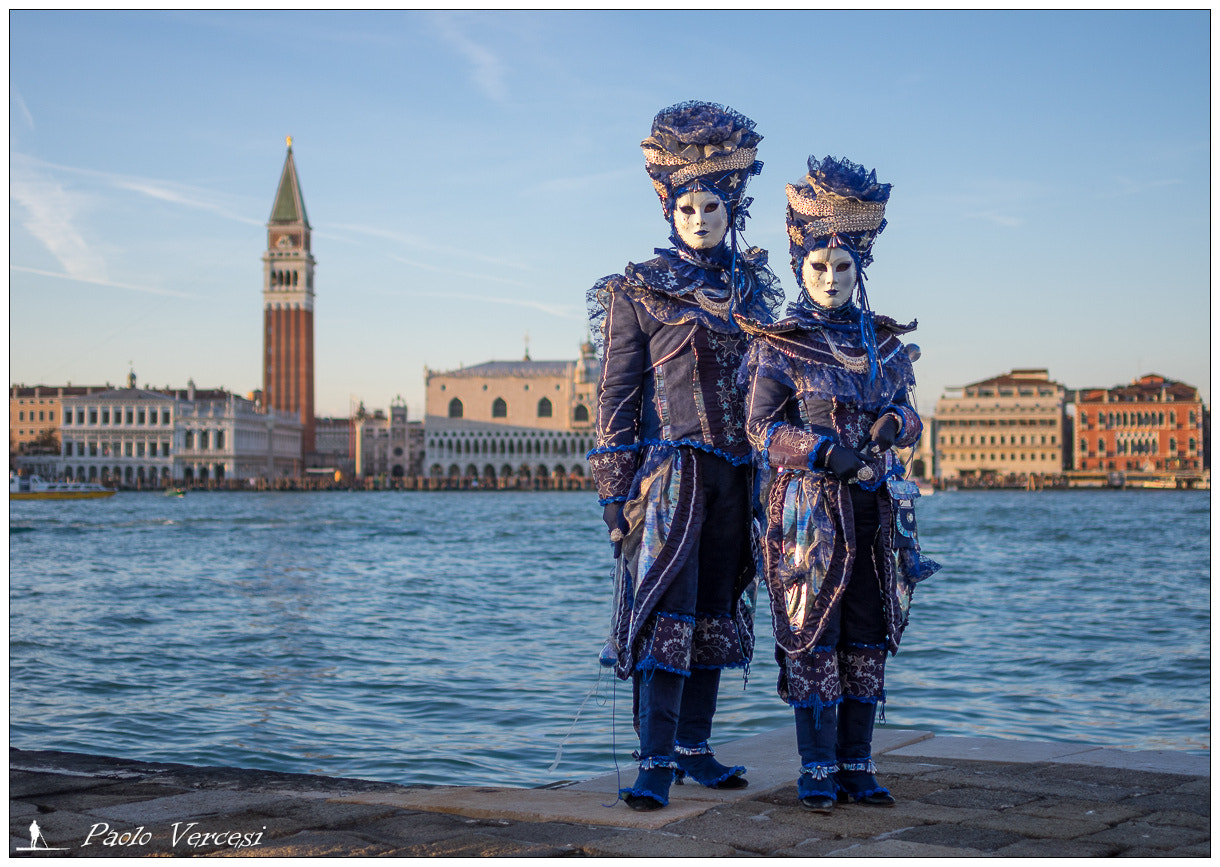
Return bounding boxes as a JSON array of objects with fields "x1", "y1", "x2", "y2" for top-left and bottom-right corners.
[{"x1": 11, "y1": 728, "x2": 1209, "y2": 857}]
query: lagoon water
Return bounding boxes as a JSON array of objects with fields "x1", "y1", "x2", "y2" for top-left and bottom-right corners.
[{"x1": 10, "y1": 489, "x2": 1209, "y2": 788}]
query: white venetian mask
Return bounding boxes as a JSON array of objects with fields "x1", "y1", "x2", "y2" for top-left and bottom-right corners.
[
  {"x1": 673, "y1": 190, "x2": 729, "y2": 250},
  {"x1": 801, "y1": 246, "x2": 857, "y2": 308}
]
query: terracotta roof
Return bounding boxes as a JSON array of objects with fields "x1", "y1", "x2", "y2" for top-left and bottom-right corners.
[{"x1": 431, "y1": 360, "x2": 574, "y2": 379}]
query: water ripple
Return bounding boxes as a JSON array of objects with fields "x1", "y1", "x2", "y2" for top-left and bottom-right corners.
[{"x1": 9, "y1": 488, "x2": 1209, "y2": 786}]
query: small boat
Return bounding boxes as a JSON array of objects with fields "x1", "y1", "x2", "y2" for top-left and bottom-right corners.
[
  {"x1": 165, "y1": 487, "x2": 187, "y2": 498},
  {"x1": 10, "y1": 473, "x2": 116, "y2": 500}
]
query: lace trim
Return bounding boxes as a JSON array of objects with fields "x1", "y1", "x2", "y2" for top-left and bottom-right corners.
[
  {"x1": 674, "y1": 742, "x2": 714, "y2": 757},
  {"x1": 800, "y1": 761, "x2": 838, "y2": 781},
  {"x1": 634, "y1": 755, "x2": 679, "y2": 771},
  {"x1": 837, "y1": 757, "x2": 878, "y2": 774}
]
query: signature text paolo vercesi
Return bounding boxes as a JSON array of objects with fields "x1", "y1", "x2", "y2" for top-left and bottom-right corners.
[{"x1": 82, "y1": 821, "x2": 267, "y2": 850}]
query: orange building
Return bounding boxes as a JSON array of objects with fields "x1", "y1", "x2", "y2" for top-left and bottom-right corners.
[
  {"x1": 261, "y1": 139, "x2": 316, "y2": 457},
  {"x1": 1074, "y1": 374, "x2": 1205, "y2": 472},
  {"x1": 10, "y1": 384, "x2": 108, "y2": 459}
]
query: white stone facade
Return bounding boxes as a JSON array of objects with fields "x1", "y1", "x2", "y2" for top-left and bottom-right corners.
[{"x1": 58, "y1": 382, "x2": 302, "y2": 485}]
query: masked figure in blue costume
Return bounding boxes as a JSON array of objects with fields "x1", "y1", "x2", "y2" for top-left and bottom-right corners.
[
  {"x1": 738, "y1": 156, "x2": 939, "y2": 813},
  {"x1": 587, "y1": 101, "x2": 784, "y2": 811}
]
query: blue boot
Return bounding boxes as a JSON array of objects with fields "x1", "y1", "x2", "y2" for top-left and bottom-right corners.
[
  {"x1": 835, "y1": 697, "x2": 895, "y2": 807},
  {"x1": 674, "y1": 669, "x2": 746, "y2": 789},
  {"x1": 794, "y1": 704, "x2": 838, "y2": 813},
  {"x1": 836, "y1": 644, "x2": 895, "y2": 806},
  {"x1": 620, "y1": 669, "x2": 683, "y2": 810}
]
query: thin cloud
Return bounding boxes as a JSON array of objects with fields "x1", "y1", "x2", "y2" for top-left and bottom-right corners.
[
  {"x1": 1107, "y1": 176, "x2": 1182, "y2": 198},
  {"x1": 429, "y1": 12, "x2": 509, "y2": 103},
  {"x1": 11, "y1": 83, "x2": 34, "y2": 130},
  {"x1": 332, "y1": 224, "x2": 530, "y2": 272},
  {"x1": 385, "y1": 285, "x2": 581, "y2": 321},
  {"x1": 384, "y1": 253, "x2": 532, "y2": 288},
  {"x1": 15, "y1": 153, "x2": 263, "y2": 226},
  {"x1": 11, "y1": 265, "x2": 197, "y2": 299},
  {"x1": 10, "y1": 163, "x2": 108, "y2": 281}
]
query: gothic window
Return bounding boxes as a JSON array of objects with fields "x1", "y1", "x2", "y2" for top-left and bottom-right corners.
[
  {"x1": 492, "y1": 398, "x2": 508, "y2": 418},
  {"x1": 449, "y1": 398, "x2": 464, "y2": 419},
  {"x1": 573, "y1": 404, "x2": 589, "y2": 422},
  {"x1": 537, "y1": 397, "x2": 553, "y2": 418}
]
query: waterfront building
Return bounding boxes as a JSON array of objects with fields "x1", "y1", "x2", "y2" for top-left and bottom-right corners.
[
  {"x1": 307, "y1": 400, "x2": 425, "y2": 480},
  {"x1": 57, "y1": 374, "x2": 302, "y2": 486},
  {"x1": 262, "y1": 138, "x2": 316, "y2": 458},
  {"x1": 353, "y1": 399, "x2": 425, "y2": 479},
  {"x1": 311, "y1": 416, "x2": 355, "y2": 474},
  {"x1": 423, "y1": 342, "x2": 599, "y2": 482},
  {"x1": 934, "y1": 368, "x2": 1066, "y2": 482},
  {"x1": 1073, "y1": 374, "x2": 1205, "y2": 473},
  {"x1": 10, "y1": 384, "x2": 109, "y2": 473}
]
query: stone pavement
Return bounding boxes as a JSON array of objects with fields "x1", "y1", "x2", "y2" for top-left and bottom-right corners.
[{"x1": 10, "y1": 728, "x2": 1209, "y2": 857}]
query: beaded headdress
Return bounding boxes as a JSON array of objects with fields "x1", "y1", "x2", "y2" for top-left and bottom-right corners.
[
  {"x1": 786, "y1": 155, "x2": 891, "y2": 273},
  {"x1": 641, "y1": 100, "x2": 763, "y2": 224}
]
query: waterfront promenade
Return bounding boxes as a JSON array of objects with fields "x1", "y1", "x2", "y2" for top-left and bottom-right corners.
[{"x1": 11, "y1": 728, "x2": 1208, "y2": 857}]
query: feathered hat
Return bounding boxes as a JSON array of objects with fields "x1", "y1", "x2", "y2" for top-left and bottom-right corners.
[{"x1": 641, "y1": 100, "x2": 763, "y2": 224}]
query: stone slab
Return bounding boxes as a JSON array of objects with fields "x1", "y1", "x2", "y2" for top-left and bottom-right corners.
[
  {"x1": 211, "y1": 830, "x2": 392, "y2": 858},
  {"x1": 337, "y1": 786, "x2": 709, "y2": 830},
  {"x1": 366, "y1": 726, "x2": 934, "y2": 829},
  {"x1": 1048, "y1": 747, "x2": 1210, "y2": 777},
  {"x1": 82, "y1": 790, "x2": 291, "y2": 825},
  {"x1": 815, "y1": 839, "x2": 989, "y2": 857},
  {"x1": 888, "y1": 736, "x2": 1209, "y2": 776},
  {"x1": 582, "y1": 830, "x2": 741, "y2": 857},
  {"x1": 566, "y1": 726, "x2": 932, "y2": 799},
  {"x1": 886, "y1": 735, "x2": 1103, "y2": 764}
]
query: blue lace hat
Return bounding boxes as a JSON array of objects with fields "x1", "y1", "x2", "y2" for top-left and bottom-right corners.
[
  {"x1": 641, "y1": 101, "x2": 763, "y2": 224},
  {"x1": 786, "y1": 155, "x2": 891, "y2": 273}
]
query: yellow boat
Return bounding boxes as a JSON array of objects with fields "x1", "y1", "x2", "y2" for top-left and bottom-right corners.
[{"x1": 10, "y1": 473, "x2": 116, "y2": 500}]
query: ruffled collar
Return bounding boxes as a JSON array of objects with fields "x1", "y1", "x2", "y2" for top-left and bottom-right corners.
[{"x1": 783, "y1": 298, "x2": 864, "y2": 334}]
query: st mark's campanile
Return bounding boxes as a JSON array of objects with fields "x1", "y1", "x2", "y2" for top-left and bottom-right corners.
[{"x1": 262, "y1": 137, "x2": 315, "y2": 456}]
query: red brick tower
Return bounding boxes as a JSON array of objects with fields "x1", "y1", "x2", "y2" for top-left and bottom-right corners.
[{"x1": 262, "y1": 138, "x2": 316, "y2": 457}]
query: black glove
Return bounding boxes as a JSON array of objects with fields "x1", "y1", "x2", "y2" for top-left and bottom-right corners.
[
  {"x1": 602, "y1": 502, "x2": 628, "y2": 556},
  {"x1": 863, "y1": 413, "x2": 900, "y2": 458},
  {"x1": 821, "y1": 444, "x2": 866, "y2": 481}
]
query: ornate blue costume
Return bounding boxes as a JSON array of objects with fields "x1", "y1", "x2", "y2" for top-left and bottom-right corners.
[
  {"x1": 587, "y1": 102, "x2": 782, "y2": 811},
  {"x1": 739, "y1": 156, "x2": 939, "y2": 813}
]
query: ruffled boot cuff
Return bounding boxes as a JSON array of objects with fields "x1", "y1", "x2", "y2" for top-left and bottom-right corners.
[
  {"x1": 674, "y1": 742, "x2": 747, "y2": 789},
  {"x1": 619, "y1": 756, "x2": 678, "y2": 810}
]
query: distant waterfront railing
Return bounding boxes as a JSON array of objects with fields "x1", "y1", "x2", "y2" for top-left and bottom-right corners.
[{"x1": 112, "y1": 474, "x2": 600, "y2": 493}]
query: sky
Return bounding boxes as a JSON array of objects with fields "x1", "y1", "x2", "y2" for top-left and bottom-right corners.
[{"x1": 9, "y1": 10, "x2": 1211, "y2": 420}]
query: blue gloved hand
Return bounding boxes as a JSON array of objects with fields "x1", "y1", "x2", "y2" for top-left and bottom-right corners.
[
  {"x1": 820, "y1": 444, "x2": 866, "y2": 481},
  {"x1": 602, "y1": 502, "x2": 628, "y2": 557},
  {"x1": 863, "y1": 413, "x2": 900, "y2": 458}
]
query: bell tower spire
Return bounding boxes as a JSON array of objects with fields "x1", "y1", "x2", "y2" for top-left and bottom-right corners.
[{"x1": 261, "y1": 138, "x2": 316, "y2": 461}]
